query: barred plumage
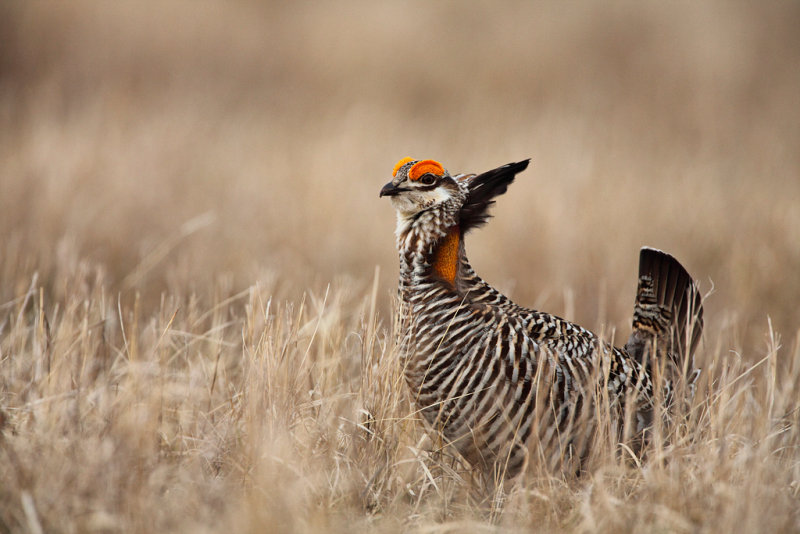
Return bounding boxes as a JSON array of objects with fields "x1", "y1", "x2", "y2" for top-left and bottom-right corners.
[{"x1": 380, "y1": 158, "x2": 703, "y2": 477}]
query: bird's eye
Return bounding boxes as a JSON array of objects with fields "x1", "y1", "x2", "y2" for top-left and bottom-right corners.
[{"x1": 419, "y1": 174, "x2": 437, "y2": 185}]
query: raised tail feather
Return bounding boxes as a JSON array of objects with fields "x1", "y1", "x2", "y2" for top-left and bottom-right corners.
[{"x1": 625, "y1": 247, "x2": 704, "y2": 377}]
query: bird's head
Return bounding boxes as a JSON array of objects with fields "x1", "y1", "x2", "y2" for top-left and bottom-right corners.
[
  {"x1": 379, "y1": 158, "x2": 464, "y2": 219},
  {"x1": 380, "y1": 157, "x2": 531, "y2": 233}
]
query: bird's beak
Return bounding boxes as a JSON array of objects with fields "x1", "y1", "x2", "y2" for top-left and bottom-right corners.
[{"x1": 379, "y1": 181, "x2": 402, "y2": 197}]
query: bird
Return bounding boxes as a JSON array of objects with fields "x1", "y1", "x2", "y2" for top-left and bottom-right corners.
[{"x1": 379, "y1": 157, "x2": 703, "y2": 478}]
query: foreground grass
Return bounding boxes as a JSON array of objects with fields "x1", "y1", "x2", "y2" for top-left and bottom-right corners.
[
  {"x1": 2, "y1": 5, "x2": 799, "y2": 530},
  {"x1": 1, "y1": 263, "x2": 799, "y2": 533}
]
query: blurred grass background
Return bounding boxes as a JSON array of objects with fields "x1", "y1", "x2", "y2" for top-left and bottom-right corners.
[
  {"x1": 2, "y1": 1, "x2": 799, "y2": 351},
  {"x1": 2, "y1": 3, "x2": 800, "y2": 532}
]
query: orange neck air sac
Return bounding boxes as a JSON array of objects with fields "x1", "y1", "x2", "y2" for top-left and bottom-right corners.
[{"x1": 431, "y1": 226, "x2": 460, "y2": 285}]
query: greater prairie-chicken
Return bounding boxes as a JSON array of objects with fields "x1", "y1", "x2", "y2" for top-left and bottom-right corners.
[{"x1": 380, "y1": 157, "x2": 703, "y2": 478}]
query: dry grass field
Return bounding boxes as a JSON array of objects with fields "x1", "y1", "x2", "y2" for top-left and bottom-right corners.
[{"x1": 1, "y1": 2, "x2": 800, "y2": 532}]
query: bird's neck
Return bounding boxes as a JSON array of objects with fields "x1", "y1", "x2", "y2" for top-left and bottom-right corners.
[{"x1": 396, "y1": 205, "x2": 464, "y2": 288}]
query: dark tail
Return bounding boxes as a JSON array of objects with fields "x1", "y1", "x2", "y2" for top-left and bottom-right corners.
[
  {"x1": 458, "y1": 159, "x2": 530, "y2": 232},
  {"x1": 624, "y1": 247, "x2": 704, "y2": 377}
]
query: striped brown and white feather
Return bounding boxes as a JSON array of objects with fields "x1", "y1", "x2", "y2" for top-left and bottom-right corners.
[{"x1": 381, "y1": 158, "x2": 702, "y2": 478}]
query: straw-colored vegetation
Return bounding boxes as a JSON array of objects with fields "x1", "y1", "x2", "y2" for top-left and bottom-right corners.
[{"x1": 1, "y1": 2, "x2": 799, "y2": 532}]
